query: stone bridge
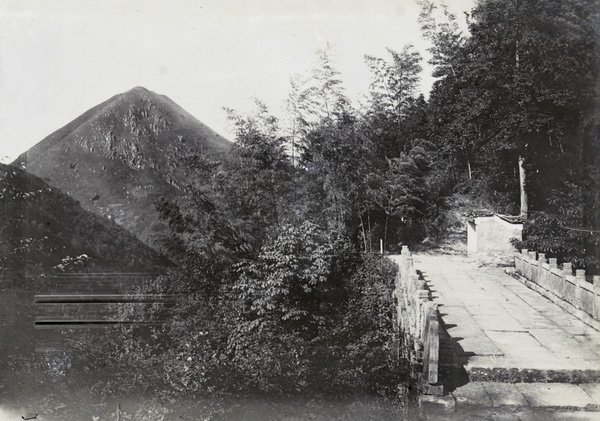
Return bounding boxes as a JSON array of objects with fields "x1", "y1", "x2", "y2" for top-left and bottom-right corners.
[{"x1": 390, "y1": 249, "x2": 600, "y2": 418}]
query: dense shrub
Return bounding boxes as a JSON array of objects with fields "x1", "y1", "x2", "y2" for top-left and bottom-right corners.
[{"x1": 66, "y1": 251, "x2": 405, "y2": 400}]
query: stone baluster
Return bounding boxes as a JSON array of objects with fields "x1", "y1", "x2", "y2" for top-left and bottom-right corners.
[
  {"x1": 575, "y1": 269, "x2": 586, "y2": 310},
  {"x1": 426, "y1": 304, "x2": 440, "y2": 385},
  {"x1": 537, "y1": 253, "x2": 546, "y2": 280},
  {"x1": 518, "y1": 249, "x2": 528, "y2": 272},
  {"x1": 561, "y1": 262, "x2": 572, "y2": 297},
  {"x1": 417, "y1": 289, "x2": 429, "y2": 340},
  {"x1": 548, "y1": 259, "x2": 558, "y2": 292}
]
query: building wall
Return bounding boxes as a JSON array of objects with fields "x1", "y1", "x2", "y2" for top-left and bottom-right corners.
[{"x1": 468, "y1": 215, "x2": 522, "y2": 257}]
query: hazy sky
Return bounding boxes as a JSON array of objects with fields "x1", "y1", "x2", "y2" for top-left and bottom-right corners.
[{"x1": 0, "y1": 0, "x2": 475, "y2": 163}]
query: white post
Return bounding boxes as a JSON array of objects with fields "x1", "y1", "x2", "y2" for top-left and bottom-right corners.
[{"x1": 380, "y1": 238, "x2": 384, "y2": 255}]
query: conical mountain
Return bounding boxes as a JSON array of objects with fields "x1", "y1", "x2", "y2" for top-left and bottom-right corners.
[{"x1": 13, "y1": 87, "x2": 231, "y2": 250}]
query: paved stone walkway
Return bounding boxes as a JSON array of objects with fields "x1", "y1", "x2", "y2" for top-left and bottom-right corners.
[{"x1": 410, "y1": 253, "x2": 600, "y2": 417}]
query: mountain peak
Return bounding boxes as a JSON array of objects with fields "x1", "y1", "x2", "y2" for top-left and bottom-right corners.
[
  {"x1": 130, "y1": 86, "x2": 150, "y2": 93},
  {"x1": 13, "y1": 88, "x2": 231, "y2": 252},
  {"x1": 123, "y1": 86, "x2": 157, "y2": 99},
  {"x1": 15, "y1": 87, "x2": 231, "y2": 167}
]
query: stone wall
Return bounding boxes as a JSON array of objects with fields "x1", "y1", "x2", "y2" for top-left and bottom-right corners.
[
  {"x1": 514, "y1": 249, "x2": 600, "y2": 323},
  {"x1": 394, "y1": 246, "x2": 442, "y2": 395}
]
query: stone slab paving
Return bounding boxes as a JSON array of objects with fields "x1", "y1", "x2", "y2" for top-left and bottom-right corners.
[
  {"x1": 413, "y1": 254, "x2": 600, "y2": 372},
  {"x1": 406, "y1": 253, "x2": 600, "y2": 415}
]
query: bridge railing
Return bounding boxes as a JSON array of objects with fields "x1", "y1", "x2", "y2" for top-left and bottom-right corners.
[
  {"x1": 394, "y1": 246, "x2": 442, "y2": 395},
  {"x1": 515, "y1": 249, "x2": 600, "y2": 324}
]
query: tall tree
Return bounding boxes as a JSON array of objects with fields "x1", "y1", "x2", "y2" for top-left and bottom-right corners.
[
  {"x1": 286, "y1": 48, "x2": 372, "y2": 235},
  {"x1": 368, "y1": 142, "x2": 431, "y2": 249},
  {"x1": 365, "y1": 46, "x2": 423, "y2": 120},
  {"x1": 417, "y1": 0, "x2": 466, "y2": 80},
  {"x1": 363, "y1": 46, "x2": 424, "y2": 163},
  {"x1": 156, "y1": 101, "x2": 295, "y2": 293},
  {"x1": 223, "y1": 100, "x2": 294, "y2": 234},
  {"x1": 464, "y1": 0, "x2": 599, "y2": 220},
  {"x1": 286, "y1": 47, "x2": 352, "y2": 140}
]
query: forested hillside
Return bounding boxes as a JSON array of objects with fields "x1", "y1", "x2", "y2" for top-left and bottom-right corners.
[
  {"x1": 157, "y1": 0, "x2": 598, "y2": 275},
  {"x1": 420, "y1": 0, "x2": 600, "y2": 270}
]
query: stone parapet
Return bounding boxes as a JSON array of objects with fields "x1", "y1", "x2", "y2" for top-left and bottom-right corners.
[
  {"x1": 395, "y1": 245, "x2": 442, "y2": 395},
  {"x1": 514, "y1": 250, "x2": 600, "y2": 322}
]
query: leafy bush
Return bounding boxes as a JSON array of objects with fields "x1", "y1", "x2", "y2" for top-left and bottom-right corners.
[
  {"x1": 321, "y1": 255, "x2": 404, "y2": 395},
  {"x1": 232, "y1": 221, "x2": 356, "y2": 336},
  {"x1": 226, "y1": 250, "x2": 403, "y2": 396},
  {"x1": 66, "y1": 249, "x2": 405, "y2": 400},
  {"x1": 515, "y1": 212, "x2": 600, "y2": 273},
  {"x1": 514, "y1": 181, "x2": 600, "y2": 274}
]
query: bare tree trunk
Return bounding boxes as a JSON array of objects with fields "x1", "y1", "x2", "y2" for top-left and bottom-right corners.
[
  {"x1": 383, "y1": 214, "x2": 389, "y2": 255},
  {"x1": 368, "y1": 211, "x2": 372, "y2": 253},
  {"x1": 359, "y1": 214, "x2": 368, "y2": 252},
  {"x1": 519, "y1": 156, "x2": 528, "y2": 219}
]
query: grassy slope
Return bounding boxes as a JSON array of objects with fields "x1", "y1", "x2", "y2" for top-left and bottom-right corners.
[{"x1": 0, "y1": 163, "x2": 171, "y2": 277}]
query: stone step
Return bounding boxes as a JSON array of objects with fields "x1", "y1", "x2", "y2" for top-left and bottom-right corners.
[
  {"x1": 465, "y1": 366, "x2": 600, "y2": 384},
  {"x1": 422, "y1": 382, "x2": 600, "y2": 416}
]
